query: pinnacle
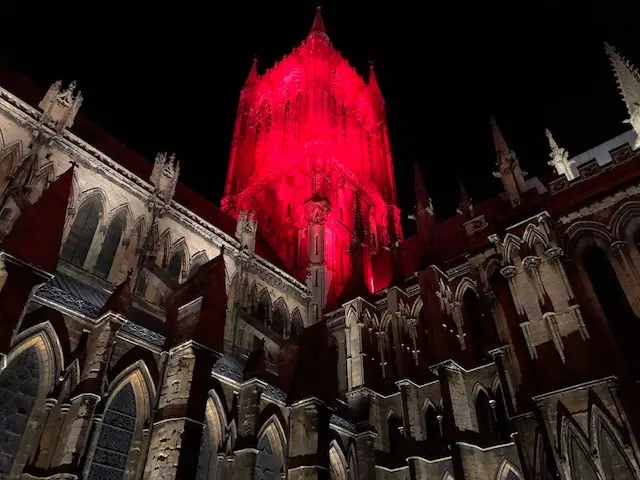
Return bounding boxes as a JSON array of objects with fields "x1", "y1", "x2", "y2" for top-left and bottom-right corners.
[
  {"x1": 490, "y1": 117, "x2": 510, "y2": 158},
  {"x1": 604, "y1": 42, "x2": 640, "y2": 117},
  {"x1": 309, "y1": 5, "x2": 327, "y2": 36}
]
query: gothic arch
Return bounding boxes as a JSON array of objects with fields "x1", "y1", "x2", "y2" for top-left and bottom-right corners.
[
  {"x1": 105, "y1": 203, "x2": 133, "y2": 231},
  {"x1": 559, "y1": 412, "x2": 601, "y2": 480},
  {"x1": 291, "y1": 307, "x2": 303, "y2": 333},
  {"x1": 157, "y1": 228, "x2": 172, "y2": 265},
  {"x1": 490, "y1": 375, "x2": 502, "y2": 396},
  {"x1": 522, "y1": 223, "x2": 549, "y2": 251},
  {"x1": 131, "y1": 215, "x2": 147, "y2": 239},
  {"x1": 502, "y1": 233, "x2": 522, "y2": 263},
  {"x1": 410, "y1": 297, "x2": 423, "y2": 319},
  {"x1": 591, "y1": 403, "x2": 638, "y2": 478},
  {"x1": 0, "y1": 141, "x2": 23, "y2": 177},
  {"x1": 256, "y1": 413, "x2": 287, "y2": 474},
  {"x1": 442, "y1": 471, "x2": 455, "y2": 480},
  {"x1": 26, "y1": 162, "x2": 55, "y2": 203},
  {"x1": 564, "y1": 221, "x2": 612, "y2": 257},
  {"x1": 271, "y1": 297, "x2": 289, "y2": 336},
  {"x1": 9, "y1": 321, "x2": 64, "y2": 390},
  {"x1": 171, "y1": 237, "x2": 191, "y2": 264},
  {"x1": 329, "y1": 439, "x2": 349, "y2": 480},
  {"x1": 196, "y1": 389, "x2": 229, "y2": 479},
  {"x1": 86, "y1": 361, "x2": 154, "y2": 480},
  {"x1": 345, "y1": 307, "x2": 358, "y2": 328},
  {"x1": 190, "y1": 251, "x2": 209, "y2": 278},
  {"x1": 495, "y1": 459, "x2": 523, "y2": 480},
  {"x1": 75, "y1": 187, "x2": 108, "y2": 218},
  {"x1": 380, "y1": 310, "x2": 394, "y2": 333},
  {"x1": 455, "y1": 277, "x2": 478, "y2": 302},
  {"x1": 485, "y1": 258, "x2": 502, "y2": 287},
  {"x1": 106, "y1": 360, "x2": 156, "y2": 418},
  {"x1": 471, "y1": 382, "x2": 490, "y2": 402},
  {"x1": 0, "y1": 328, "x2": 57, "y2": 477},
  {"x1": 610, "y1": 200, "x2": 640, "y2": 240},
  {"x1": 256, "y1": 288, "x2": 272, "y2": 324}
]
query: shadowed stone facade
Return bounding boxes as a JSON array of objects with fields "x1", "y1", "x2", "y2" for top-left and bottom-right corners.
[{"x1": 0, "y1": 9, "x2": 639, "y2": 480}]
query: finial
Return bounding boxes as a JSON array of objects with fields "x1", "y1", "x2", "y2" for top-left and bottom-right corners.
[
  {"x1": 69, "y1": 160, "x2": 79, "y2": 169},
  {"x1": 369, "y1": 60, "x2": 375, "y2": 70}
]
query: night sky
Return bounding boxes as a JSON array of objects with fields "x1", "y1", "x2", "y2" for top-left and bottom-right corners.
[{"x1": 2, "y1": 0, "x2": 640, "y2": 233}]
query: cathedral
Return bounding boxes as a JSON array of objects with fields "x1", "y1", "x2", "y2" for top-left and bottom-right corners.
[{"x1": 0, "y1": 7, "x2": 640, "y2": 480}]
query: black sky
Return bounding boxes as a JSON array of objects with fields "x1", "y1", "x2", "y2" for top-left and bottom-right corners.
[{"x1": 2, "y1": 0, "x2": 640, "y2": 230}]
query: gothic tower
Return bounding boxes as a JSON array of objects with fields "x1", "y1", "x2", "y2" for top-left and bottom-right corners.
[{"x1": 222, "y1": 7, "x2": 400, "y2": 310}]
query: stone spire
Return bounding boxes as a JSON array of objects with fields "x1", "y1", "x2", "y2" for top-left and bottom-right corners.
[
  {"x1": 243, "y1": 56, "x2": 259, "y2": 89},
  {"x1": 410, "y1": 162, "x2": 437, "y2": 267},
  {"x1": 605, "y1": 42, "x2": 640, "y2": 149},
  {"x1": 368, "y1": 62, "x2": 382, "y2": 98},
  {"x1": 456, "y1": 179, "x2": 474, "y2": 218},
  {"x1": 491, "y1": 117, "x2": 526, "y2": 207},
  {"x1": 545, "y1": 129, "x2": 575, "y2": 180},
  {"x1": 309, "y1": 5, "x2": 327, "y2": 37}
]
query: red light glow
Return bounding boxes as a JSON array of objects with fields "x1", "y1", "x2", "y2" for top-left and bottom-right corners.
[{"x1": 222, "y1": 15, "x2": 401, "y2": 305}]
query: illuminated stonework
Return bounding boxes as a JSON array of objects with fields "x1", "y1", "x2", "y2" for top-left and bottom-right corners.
[{"x1": 222, "y1": 8, "x2": 400, "y2": 306}]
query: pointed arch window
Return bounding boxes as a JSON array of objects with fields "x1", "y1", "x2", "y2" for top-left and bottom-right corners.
[
  {"x1": 0, "y1": 347, "x2": 41, "y2": 476},
  {"x1": 87, "y1": 383, "x2": 137, "y2": 480},
  {"x1": 475, "y1": 390, "x2": 496, "y2": 439},
  {"x1": 424, "y1": 405, "x2": 444, "y2": 455},
  {"x1": 254, "y1": 434, "x2": 279, "y2": 480},
  {"x1": 168, "y1": 251, "x2": 184, "y2": 282},
  {"x1": 189, "y1": 254, "x2": 208, "y2": 279},
  {"x1": 387, "y1": 413, "x2": 404, "y2": 466},
  {"x1": 61, "y1": 197, "x2": 101, "y2": 267},
  {"x1": 257, "y1": 290, "x2": 271, "y2": 325},
  {"x1": 94, "y1": 213, "x2": 126, "y2": 279},
  {"x1": 462, "y1": 290, "x2": 495, "y2": 361},
  {"x1": 271, "y1": 300, "x2": 288, "y2": 337}
]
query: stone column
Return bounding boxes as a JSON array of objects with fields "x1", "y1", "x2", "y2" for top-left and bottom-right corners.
[
  {"x1": 232, "y1": 383, "x2": 262, "y2": 480},
  {"x1": 51, "y1": 394, "x2": 100, "y2": 470},
  {"x1": 288, "y1": 398, "x2": 332, "y2": 480},
  {"x1": 143, "y1": 342, "x2": 216, "y2": 479}
]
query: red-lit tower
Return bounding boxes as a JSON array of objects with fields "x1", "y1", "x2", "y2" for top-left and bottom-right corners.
[{"x1": 222, "y1": 8, "x2": 401, "y2": 312}]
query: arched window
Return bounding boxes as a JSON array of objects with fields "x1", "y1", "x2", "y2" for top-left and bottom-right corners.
[
  {"x1": 257, "y1": 290, "x2": 271, "y2": 325},
  {"x1": 475, "y1": 390, "x2": 496, "y2": 439},
  {"x1": 424, "y1": 405, "x2": 443, "y2": 455},
  {"x1": 61, "y1": 197, "x2": 101, "y2": 267},
  {"x1": 189, "y1": 254, "x2": 208, "y2": 279},
  {"x1": 0, "y1": 347, "x2": 41, "y2": 476},
  {"x1": 582, "y1": 246, "x2": 640, "y2": 373},
  {"x1": 94, "y1": 212, "x2": 126, "y2": 279},
  {"x1": 254, "y1": 434, "x2": 279, "y2": 480},
  {"x1": 271, "y1": 300, "x2": 288, "y2": 337},
  {"x1": 387, "y1": 413, "x2": 404, "y2": 466},
  {"x1": 167, "y1": 251, "x2": 184, "y2": 282},
  {"x1": 87, "y1": 383, "x2": 137, "y2": 479},
  {"x1": 290, "y1": 309, "x2": 303, "y2": 338},
  {"x1": 567, "y1": 433, "x2": 599, "y2": 480}
]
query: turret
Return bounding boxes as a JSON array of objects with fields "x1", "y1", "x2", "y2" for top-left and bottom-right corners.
[
  {"x1": 149, "y1": 152, "x2": 180, "y2": 205},
  {"x1": 491, "y1": 117, "x2": 526, "y2": 207}
]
